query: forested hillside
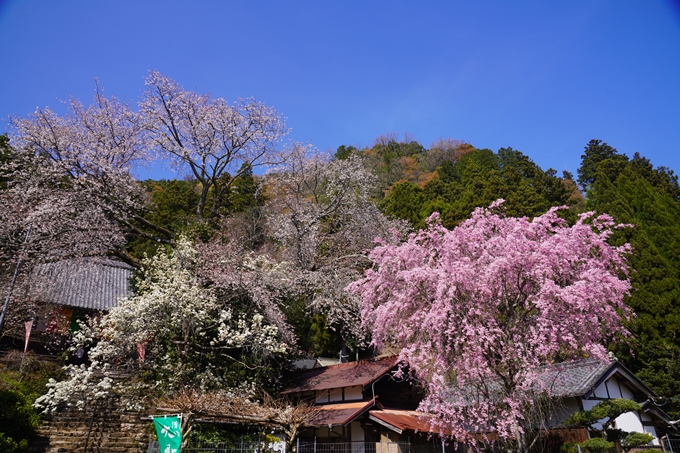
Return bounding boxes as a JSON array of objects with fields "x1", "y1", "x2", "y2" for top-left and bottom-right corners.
[{"x1": 581, "y1": 141, "x2": 680, "y2": 417}]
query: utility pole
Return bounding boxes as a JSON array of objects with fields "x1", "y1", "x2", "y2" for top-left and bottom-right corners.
[{"x1": 0, "y1": 225, "x2": 32, "y2": 336}]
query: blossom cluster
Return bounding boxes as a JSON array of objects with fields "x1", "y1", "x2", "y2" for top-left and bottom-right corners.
[
  {"x1": 349, "y1": 203, "x2": 631, "y2": 447},
  {"x1": 34, "y1": 237, "x2": 289, "y2": 413}
]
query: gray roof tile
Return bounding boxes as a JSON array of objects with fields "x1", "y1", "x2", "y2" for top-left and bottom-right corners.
[
  {"x1": 32, "y1": 258, "x2": 134, "y2": 311},
  {"x1": 536, "y1": 358, "x2": 610, "y2": 398}
]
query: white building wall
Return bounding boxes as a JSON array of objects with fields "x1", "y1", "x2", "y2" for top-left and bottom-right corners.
[
  {"x1": 316, "y1": 390, "x2": 328, "y2": 404},
  {"x1": 593, "y1": 381, "x2": 609, "y2": 399},
  {"x1": 581, "y1": 399, "x2": 600, "y2": 411},
  {"x1": 581, "y1": 378, "x2": 656, "y2": 445},
  {"x1": 330, "y1": 387, "x2": 343, "y2": 402},
  {"x1": 552, "y1": 397, "x2": 582, "y2": 425},
  {"x1": 351, "y1": 421, "x2": 365, "y2": 442},
  {"x1": 345, "y1": 386, "x2": 363, "y2": 401},
  {"x1": 607, "y1": 377, "x2": 623, "y2": 398},
  {"x1": 315, "y1": 386, "x2": 363, "y2": 403},
  {"x1": 615, "y1": 411, "x2": 644, "y2": 433}
]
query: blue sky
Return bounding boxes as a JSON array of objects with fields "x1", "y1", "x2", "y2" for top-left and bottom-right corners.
[{"x1": 1, "y1": 0, "x2": 679, "y2": 180}]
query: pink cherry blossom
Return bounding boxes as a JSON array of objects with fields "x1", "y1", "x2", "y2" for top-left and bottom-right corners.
[{"x1": 349, "y1": 202, "x2": 631, "y2": 452}]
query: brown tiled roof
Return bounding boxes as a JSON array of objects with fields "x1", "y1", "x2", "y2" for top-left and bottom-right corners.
[
  {"x1": 368, "y1": 409, "x2": 449, "y2": 435},
  {"x1": 309, "y1": 400, "x2": 376, "y2": 427},
  {"x1": 32, "y1": 258, "x2": 133, "y2": 311},
  {"x1": 284, "y1": 356, "x2": 399, "y2": 393}
]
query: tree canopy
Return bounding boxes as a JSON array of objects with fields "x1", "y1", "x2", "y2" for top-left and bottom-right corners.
[
  {"x1": 380, "y1": 147, "x2": 578, "y2": 229},
  {"x1": 581, "y1": 147, "x2": 680, "y2": 418},
  {"x1": 350, "y1": 203, "x2": 632, "y2": 453}
]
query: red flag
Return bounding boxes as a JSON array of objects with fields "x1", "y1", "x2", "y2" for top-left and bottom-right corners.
[
  {"x1": 137, "y1": 343, "x2": 146, "y2": 362},
  {"x1": 24, "y1": 321, "x2": 32, "y2": 353}
]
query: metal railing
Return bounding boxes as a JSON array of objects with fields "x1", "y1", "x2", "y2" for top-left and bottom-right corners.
[
  {"x1": 147, "y1": 440, "x2": 284, "y2": 453},
  {"x1": 146, "y1": 441, "x2": 442, "y2": 453},
  {"x1": 662, "y1": 437, "x2": 680, "y2": 453},
  {"x1": 298, "y1": 442, "x2": 409, "y2": 453}
]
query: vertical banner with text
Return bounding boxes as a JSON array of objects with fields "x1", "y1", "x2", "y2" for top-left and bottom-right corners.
[{"x1": 153, "y1": 415, "x2": 182, "y2": 453}]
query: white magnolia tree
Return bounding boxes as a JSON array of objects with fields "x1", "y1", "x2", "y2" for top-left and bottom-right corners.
[{"x1": 35, "y1": 237, "x2": 289, "y2": 413}]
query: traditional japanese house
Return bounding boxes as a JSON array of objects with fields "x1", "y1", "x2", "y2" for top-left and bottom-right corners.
[
  {"x1": 284, "y1": 356, "x2": 673, "y2": 453},
  {"x1": 284, "y1": 356, "x2": 452, "y2": 453},
  {"x1": 29, "y1": 257, "x2": 133, "y2": 337}
]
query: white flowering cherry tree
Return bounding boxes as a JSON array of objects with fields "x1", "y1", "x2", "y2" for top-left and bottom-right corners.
[
  {"x1": 140, "y1": 71, "x2": 290, "y2": 219},
  {"x1": 265, "y1": 145, "x2": 409, "y2": 347},
  {"x1": 3, "y1": 85, "x2": 152, "y2": 267}
]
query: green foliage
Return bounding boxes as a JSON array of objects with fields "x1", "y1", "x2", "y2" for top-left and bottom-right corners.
[
  {"x1": 561, "y1": 438, "x2": 614, "y2": 453},
  {"x1": 585, "y1": 154, "x2": 680, "y2": 418},
  {"x1": 566, "y1": 399, "x2": 642, "y2": 430},
  {"x1": 145, "y1": 179, "x2": 200, "y2": 227},
  {"x1": 128, "y1": 166, "x2": 266, "y2": 259},
  {"x1": 621, "y1": 432, "x2": 654, "y2": 449},
  {"x1": 309, "y1": 314, "x2": 343, "y2": 357},
  {"x1": 381, "y1": 147, "x2": 578, "y2": 229},
  {"x1": 629, "y1": 152, "x2": 680, "y2": 201},
  {"x1": 280, "y1": 296, "x2": 343, "y2": 357},
  {"x1": 361, "y1": 135, "x2": 427, "y2": 194},
  {"x1": 335, "y1": 145, "x2": 358, "y2": 160},
  {"x1": 207, "y1": 165, "x2": 266, "y2": 216},
  {"x1": 561, "y1": 431, "x2": 652, "y2": 453},
  {"x1": 127, "y1": 179, "x2": 201, "y2": 258},
  {"x1": 0, "y1": 388, "x2": 38, "y2": 452},
  {"x1": 379, "y1": 182, "x2": 424, "y2": 226},
  {"x1": 577, "y1": 139, "x2": 628, "y2": 190},
  {"x1": 0, "y1": 356, "x2": 62, "y2": 453}
]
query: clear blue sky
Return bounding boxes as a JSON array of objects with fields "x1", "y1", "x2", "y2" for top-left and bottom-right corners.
[{"x1": 1, "y1": 0, "x2": 679, "y2": 180}]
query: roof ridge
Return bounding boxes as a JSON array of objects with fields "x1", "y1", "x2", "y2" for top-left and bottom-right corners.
[{"x1": 313, "y1": 355, "x2": 397, "y2": 371}]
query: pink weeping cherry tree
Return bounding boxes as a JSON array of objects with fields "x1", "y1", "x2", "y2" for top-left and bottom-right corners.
[{"x1": 348, "y1": 201, "x2": 632, "y2": 453}]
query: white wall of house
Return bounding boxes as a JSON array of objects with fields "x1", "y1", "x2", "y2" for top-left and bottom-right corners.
[
  {"x1": 346, "y1": 386, "x2": 363, "y2": 400},
  {"x1": 615, "y1": 411, "x2": 645, "y2": 434},
  {"x1": 315, "y1": 385, "x2": 364, "y2": 403},
  {"x1": 330, "y1": 387, "x2": 343, "y2": 402},
  {"x1": 580, "y1": 376, "x2": 657, "y2": 444},
  {"x1": 351, "y1": 420, "x2": 365, "y2": 453}
]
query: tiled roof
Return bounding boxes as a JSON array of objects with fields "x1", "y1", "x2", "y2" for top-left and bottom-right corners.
[
  {"x1": 368, "y1": 409, "x2": 451, "y2": 435},
  {"x1": 32, "y1": 258, "x2": 134, "y2": 311},
  {"x1": 537, "y1": 358, "x2": 611, "y2": 398},
  {"x1": 440, "y1": 359, "x2": 615, "y2": 407},
  {"x1": 308, "y1": 400, "x2": 376, "y2": 427},
  {"x1": 292, "y1": 357, "x2": 341, "y2": 370},
  {"x1": 284, "y1": 356, "x2": 399, "y2": 393}
]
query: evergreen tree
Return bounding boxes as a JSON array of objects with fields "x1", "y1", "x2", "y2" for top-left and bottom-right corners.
[
  {"x1": 586, "y1": 159, "x2": 680, "y2": 418},
  {"x1": 577, "y1": 139, "x2": 628, "y2": 190}
]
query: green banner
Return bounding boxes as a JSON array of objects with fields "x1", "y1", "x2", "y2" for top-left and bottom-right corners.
[{"x1": 153, "y1": 415, "x2": 182, "y2": 453}]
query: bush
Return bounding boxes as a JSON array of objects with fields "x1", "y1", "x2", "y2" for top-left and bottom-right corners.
[
  {"x1": 562, "y1": 438, "x2": 615, "y2": 453},
  {"x1": 0, "y1": 387, "x2": 39, "y2": 452},
  {"x1": 0, "y1": 354, "x2": 62, "y2": 453},
  {"x1": 621, "y1": 432, "x2": 654, "y2": 450}
]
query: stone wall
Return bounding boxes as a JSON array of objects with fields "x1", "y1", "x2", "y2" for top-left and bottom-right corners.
[{"x1": 30, "y1": 403, "x2": 151, "y2": 453}]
